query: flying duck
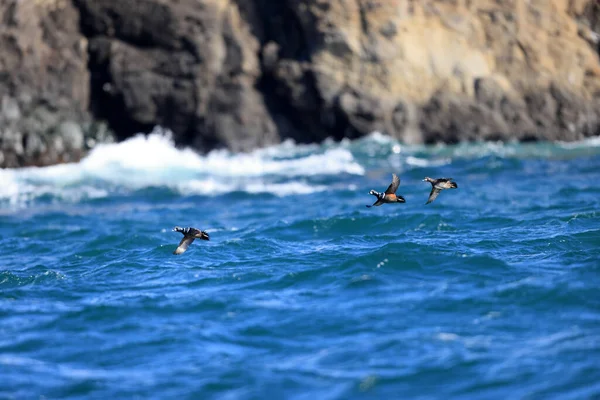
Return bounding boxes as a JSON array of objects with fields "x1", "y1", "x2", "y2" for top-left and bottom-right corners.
[
  {"x1": 423, "y1": 177, "x2": 458, "y2": 204},
  {"x1": 366, "y1": 173, "x2": 406, "y2": 208},
  {"x1": 172, "y1": 226, "x2": 210, "y2": 255}
]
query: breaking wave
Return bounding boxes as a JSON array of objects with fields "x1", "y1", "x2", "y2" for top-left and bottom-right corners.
[
  {"x1": 0, "y1": 128, "x2": 362, "y2": 207},
  {"x1": 2, "y1": 127, "x2": 600, "y2": 208}
]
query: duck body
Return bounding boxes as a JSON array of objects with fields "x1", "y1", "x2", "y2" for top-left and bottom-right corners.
[
  {"x1": 423, "y1": 177, "x2": 458, "y2": 204},
  {"x1": 172, "y1": 226, "x2": 210, "y2": 255},
  {"x1": 367, "y1": 174, "x2": 406, "y2": 207}
]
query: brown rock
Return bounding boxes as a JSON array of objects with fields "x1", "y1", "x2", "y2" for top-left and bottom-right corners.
[
  {"x1": 0, "y1": 0, "x2": 101, "y2": 168},
  {"x1": 3, "y1": 0, "x2": 600, "y2": 168}
]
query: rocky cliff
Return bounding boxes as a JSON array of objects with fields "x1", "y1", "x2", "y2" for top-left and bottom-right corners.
[{"x1": 1, "y1": 0, "x2": 600, "y2": 167}]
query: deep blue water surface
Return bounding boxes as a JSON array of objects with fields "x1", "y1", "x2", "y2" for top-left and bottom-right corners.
[{"x1": 1, "y1": 132, "x2": 599, "y2": 399}]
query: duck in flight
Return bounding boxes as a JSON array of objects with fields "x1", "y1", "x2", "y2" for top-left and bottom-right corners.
[
  {"x1": 366, "y1": 173, "x2": 406, "y2": 208},
  {"x1": 423, "y1": 177, "x2": 458, "y2": 204},
  {"x1": 172, "y1": 226, "x2": 210, "y2": 255}
]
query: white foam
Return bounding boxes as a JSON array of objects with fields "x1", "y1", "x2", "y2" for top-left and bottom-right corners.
[
  {"x1": 0, "y1": 127, "x2": 362, "y2": 206},
  {"x1": 2, "y1": 127, "x2": 598, "y2": 207},
  {"x1": 405, "y1": 156, "x2": 451, "y2": 167},
  {"x1": 558, "y1": 135, "x2": 600, "y2": 149},
  {"x1": 436, "y1": 332, "x2": 460, "y2": 342},
  {"x1": 360, "y1": 131, "x2": 397, "y2": 145},
  {"x1": 244, "y1": 182, "x2": 328, "y2": 196},
  {"x1": 176, "y1": 179, "x2": 327, "y2": 197},
  {"x1": 78, "y1": 129, "x2": 364, "y2": 178}
]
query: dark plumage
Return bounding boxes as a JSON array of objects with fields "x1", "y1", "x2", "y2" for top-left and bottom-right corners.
[
  {"x1": 172, "y1": 226, "x2": 210, "y2": 255},
  {"x1": 423, "y1": 177, "x2": 458, "y2": 204},
  {"x1": 366, "y1": 173, "x2": 406, "y2": 208}
]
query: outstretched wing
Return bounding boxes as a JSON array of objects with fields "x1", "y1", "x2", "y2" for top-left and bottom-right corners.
[
  {"x1": 384, "y1": 174, "x2": 400, "y2": 195},
  {"x1": 173, "y1": 236, "x2": 195, "y2": 255},
  {"x1": 366, "y1": 199, "x2": 384, "y2": 208},
  {"x1": 426, "y1": 187, "x2": 441, "y2": 204}
]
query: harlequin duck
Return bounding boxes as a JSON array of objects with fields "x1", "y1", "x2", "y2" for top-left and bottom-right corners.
[
  {"x1": 423, "y1": 177, "x2": 458, "y2": 204},
  {"x1": 172, "y1": 226, "x2": 210, "y2": 255},
  {"x1": 366, "y1": 173, "x2": 406, "y2": 208}
]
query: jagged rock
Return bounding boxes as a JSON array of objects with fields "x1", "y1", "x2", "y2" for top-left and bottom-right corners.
[
  {"x1": 75, "y1": 0, "x2": 278, "y2": 152},
  {"x1": 0, "y1": 0, "x2": 109, "y2": 168},
  {"x1": 2, "y1": 0, "x2": 600, "y2": 168}
]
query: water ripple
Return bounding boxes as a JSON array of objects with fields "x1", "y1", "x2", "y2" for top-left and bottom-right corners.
[{"x1": 1, "y1": 137, "x2": 599, "y2": 398}]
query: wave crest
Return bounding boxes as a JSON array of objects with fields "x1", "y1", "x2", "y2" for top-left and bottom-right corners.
[
  {"x1": 2, "y1": 128, "x2": 599, "y2": 207},
  {"x1": 0, "y1": 128, "x2": 364, "y2": 206}
]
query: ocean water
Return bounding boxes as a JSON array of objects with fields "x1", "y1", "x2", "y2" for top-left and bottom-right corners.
[{"x1": 1, "y1": 129, "x2": 599, "y2": 399}]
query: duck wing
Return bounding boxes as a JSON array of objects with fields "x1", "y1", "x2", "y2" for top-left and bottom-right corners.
[
  {"x1": 426, "y1": 187, "x2": 441, "y2": 204},
  {"x1": 173, "y1": 236, "x2": 195, "y2": 255},
  {"x1": 366, "y1": 199, "x2": 384, "y2": 208},
  {"x1": 384, "y1": 174, "x2": 400, "y2": 195}
]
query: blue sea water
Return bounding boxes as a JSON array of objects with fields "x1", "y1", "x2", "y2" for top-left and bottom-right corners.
[{"x1": 1, "y1": 130, "x2": 599, "y2": 399}]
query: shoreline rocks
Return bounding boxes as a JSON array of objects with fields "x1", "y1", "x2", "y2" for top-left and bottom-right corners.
[{"x1": 2, "y1": 0, "x2": 600, "y2": 167}]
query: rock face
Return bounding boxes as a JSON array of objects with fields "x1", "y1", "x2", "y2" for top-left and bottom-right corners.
[
  {"x1": 2, "y1": 0, "x2": 600, "y2": 167},
  {"x1": 0, "y1": 0, "x2": 111, "y2": 168},
  {"x1": 74, "y1": 0, "x2": 279, "y2": 153},
  {"x1": 260, "y1": 0, "x2": 600, "y2": 144}
]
